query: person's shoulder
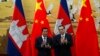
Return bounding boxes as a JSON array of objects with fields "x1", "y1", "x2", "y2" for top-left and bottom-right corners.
[
  {"x1": 56, "y1": 34, "x2": 61, "y2": 36},
  {"x1": 47, "y1": 36, "x2": 52, "y2": 39},
  {"x1": 36, "y1": 36, "x2": 42, "y2": 40},
  {"x1": 65, "y1": 33, "x2": 72, "y2": 37},
  {"x1": 66, "y1": 33, "x2": 71, "y2": 35},
  {"x1": 54, "y1": 34, "x2": 61, "y2": 38}
]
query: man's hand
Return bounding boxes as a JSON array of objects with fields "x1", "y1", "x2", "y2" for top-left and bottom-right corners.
[
  {"x1": 60, "y1": 37, "x2": 65, "y2": 44},
  {"x1": 41, "y1": 41, "x2": 46, "y2": 47},
  {"x1": 64, "y1": 39, "x2": 68, "y2": 44},
  {"x1": 60, "y1": 38, "x2": 68, "y2": 44},
  {"x1": 45, "y1": 44, "x2": 51, "y2": 48}
]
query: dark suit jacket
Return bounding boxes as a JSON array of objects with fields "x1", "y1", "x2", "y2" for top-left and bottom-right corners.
[
  {"x1": 53, "y1": 33, "x2": 72, "y2": 56},
  {"x1": 35, "y1": 36, "x2": 52, "y2": 56}
]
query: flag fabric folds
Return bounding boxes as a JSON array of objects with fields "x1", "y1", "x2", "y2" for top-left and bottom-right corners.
[
  {"x1": 7, "y1": 0, "x2": 29, "y2": 56},
  {"x1": 30, "y1": 0, "x2": 52, "y2": 56},
  {"x1": 75, "y1": 0, "x2": 99, "y2": 56}
]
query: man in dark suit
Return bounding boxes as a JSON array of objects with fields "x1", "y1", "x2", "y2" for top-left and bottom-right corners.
[
  {"x1": 53, "y1": 25, "x2": 72, "y2": 56},
  {"x1": 35, "y1": 28, "x2": 52, "y2": 56}
]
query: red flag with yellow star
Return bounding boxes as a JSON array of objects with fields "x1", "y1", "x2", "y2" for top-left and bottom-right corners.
[
  {"x1": 75, "y1": 0, "x2": 99, "y2": 56},
  {"x1": 30, "y1": 0, "x2": 52, "y2": 56}
]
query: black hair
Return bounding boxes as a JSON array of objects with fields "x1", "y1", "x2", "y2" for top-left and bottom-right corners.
[
  {"x1": 42, "y1": 28, "x2": 48, "y2": 31},
  {"x1": 58, "y1": 25, "x2": 65, "y2": 29}
]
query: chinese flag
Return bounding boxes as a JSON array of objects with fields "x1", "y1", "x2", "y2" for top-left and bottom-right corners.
[
  {"x1": 75, "y1": 0, "x2": 99, "y2": 56},
  {"x1": 30, "y1": 0, "x2": 52, "y2": 56},
  {"x1": 99, "y1": 49, "x2": 100, "y2": 56}
]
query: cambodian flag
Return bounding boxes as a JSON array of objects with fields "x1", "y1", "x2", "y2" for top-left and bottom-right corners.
[{"x1": 7, "y1": 0, "x2": 29, "y2": 56}]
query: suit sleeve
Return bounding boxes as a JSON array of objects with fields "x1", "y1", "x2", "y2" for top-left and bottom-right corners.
[
  {"x1": 48, "y1": 38, "x2": 53, "y2": 48},
  {"x1": 35, "y1": 38, "x2": 43, "y2": 50},
  {"x1": 66, "y1": 34, "x2": 73, "y2": 47},
  {"x1": 53, "y1": 36, "x2": 61, "y2": 48},
  {"x1": 35, "y1": 37, "x2": 52, "y2": 50}
]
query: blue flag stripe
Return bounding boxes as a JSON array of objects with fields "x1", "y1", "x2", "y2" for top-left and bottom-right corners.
[
  {"x1": 61, "y1": 0, "x2": 70, "y2": 18},
  {"x1": 15, "y1": 0, "x2": 25, "y2": 18},
  {"x1": 7, "y1": 36, "x2": 21, "y2": 56}
]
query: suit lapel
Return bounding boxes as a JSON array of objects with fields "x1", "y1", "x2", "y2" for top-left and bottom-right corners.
[{"x1": 40, "y1": 37, "x2": 43, "y2": 43}]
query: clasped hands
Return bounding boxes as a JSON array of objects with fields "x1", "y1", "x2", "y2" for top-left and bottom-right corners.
[
  {"x1": 41, "y1": 41, "x2": 51, "y2": 48},
  {"x1": 60, "y1": 37, "x2": 68, "y2": 44}
]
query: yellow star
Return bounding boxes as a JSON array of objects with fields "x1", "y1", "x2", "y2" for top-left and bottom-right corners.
[
  {"x1": 46, "y1": 17, "x2": 49, "y2": 20},
  {"x1": 34, "y1": 19, "x2": 38, "y2": 23},
  {"x1": 41, "y1": 21, "x2": 44, "y2": 24},
  {"x1": 82, "y1": 0, "x2": 87, "y2": 7},
  {"x1": 85, "y1": 18, "x2": 89, "y2": 22},
  {"x1": 79, "y1": 17, "x2": 83, "y2": 21},
  {"x1": 91, "y1": 13, "x2": 93, "y2": 17},
  {"x1": 78, "y1": 17, "x2": 83, "y2": 22},
  {"x1": 35, "y1": 2, "x2": 42, "y2": 11}
]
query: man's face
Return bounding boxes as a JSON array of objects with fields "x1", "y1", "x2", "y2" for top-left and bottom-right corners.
[
  {"x1": 58, "y1": 26, "x2": 65, "y2": 34},
  {"x1": 42, "y1": 29, "x2": 48, "y2": 37}
]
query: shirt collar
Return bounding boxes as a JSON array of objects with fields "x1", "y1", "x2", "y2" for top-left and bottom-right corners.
[
  {"x1": 61, "y1": 33, "x2": 66, "y2": 37},
  {"x1": 61, "y1": 33, "x2": 65, "y2": 36},
  {"x1": 42, "y1": 35, "x2": 47, "y2": 39}
]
